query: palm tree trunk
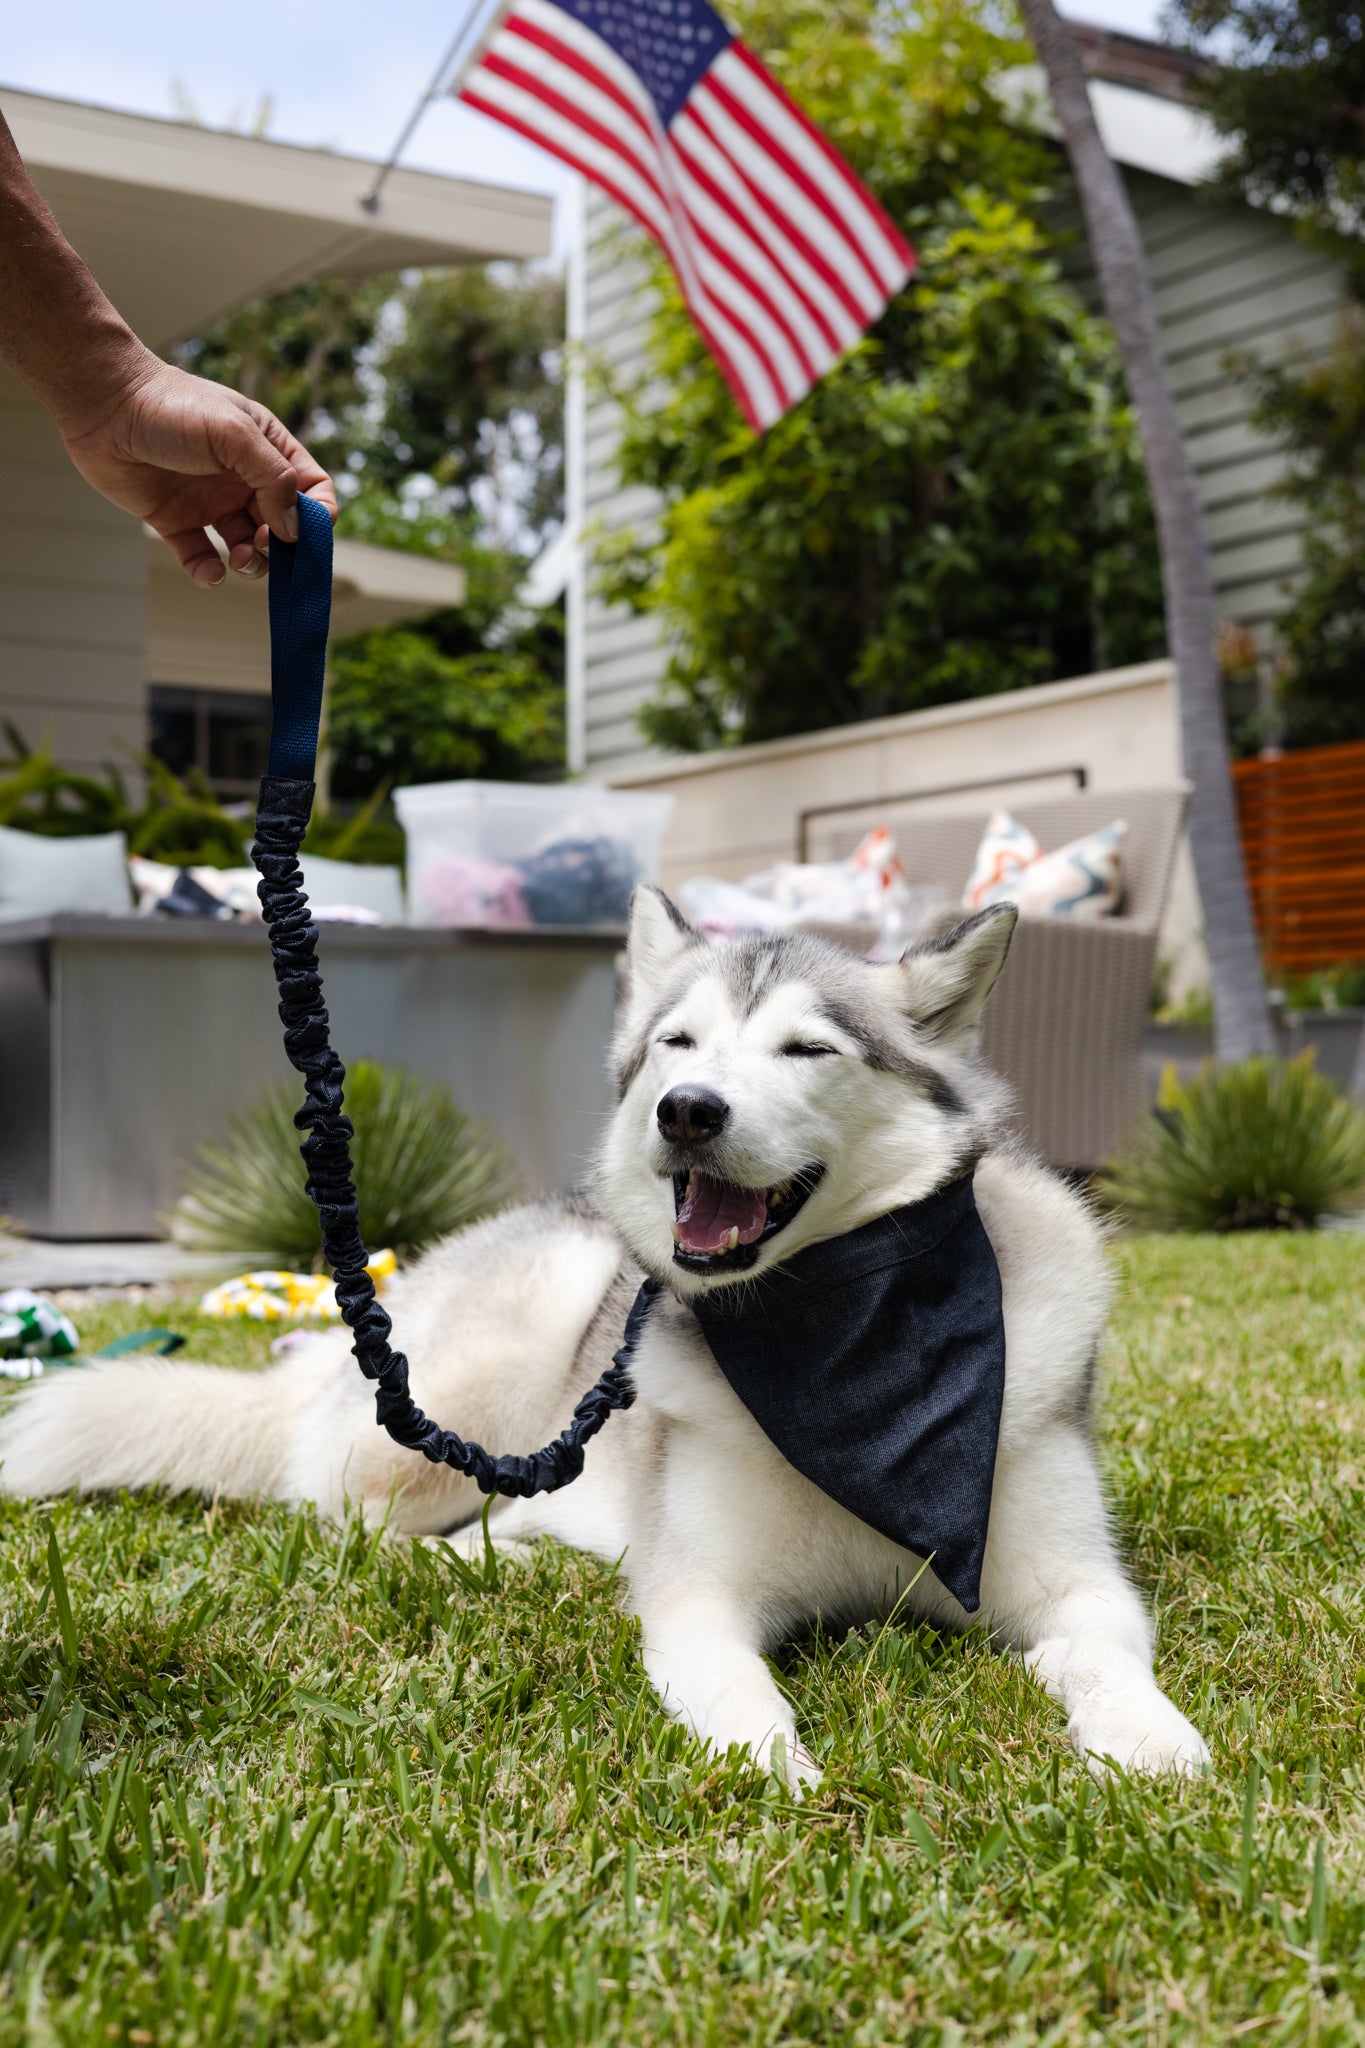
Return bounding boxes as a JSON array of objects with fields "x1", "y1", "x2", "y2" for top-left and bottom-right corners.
[{"x1": 1017, "y1": 0, "x2": 1274, "y2": 1062}]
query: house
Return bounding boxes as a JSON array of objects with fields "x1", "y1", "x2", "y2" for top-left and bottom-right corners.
[
  {"x1": 0, "y1": 86, "x2": 554, "y2": 790},
  {"x1": 562, "y1": 25, "x2": 1344, "y2": 779}
]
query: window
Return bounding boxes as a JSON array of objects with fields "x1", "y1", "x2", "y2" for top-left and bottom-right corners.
[{"x1": 148, "y1": 687, "x2": 273, "y2": 799}]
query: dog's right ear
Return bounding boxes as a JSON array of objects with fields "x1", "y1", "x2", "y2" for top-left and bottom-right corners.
[
  {"x1": 895, "y1": 903, "x2": 1018, "y2": 1046},
  {"x1": 625, "y1": 884, "x2": 703, "y2": 1000}
]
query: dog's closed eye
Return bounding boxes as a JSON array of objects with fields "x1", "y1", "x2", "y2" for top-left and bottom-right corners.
[
  {"x1": 780, "y1": 1042, "x2": 839, "y2": 1058},
  {"x1": 659, "y1": 1031, "x2": 695, "y2": 1049}
]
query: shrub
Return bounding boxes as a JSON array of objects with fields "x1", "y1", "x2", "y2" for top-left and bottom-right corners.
[
  {"x1": 1100, "y1": 1053, "x2": 1365, "y2": 1232},
  {"x1": 170, "y1": 1061, "x2": 521, "y2": 1267}
]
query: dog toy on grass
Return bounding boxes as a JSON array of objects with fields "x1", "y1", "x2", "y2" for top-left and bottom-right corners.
[
  {"x1": 200, "y1": 1249, "x2": 397, "y2": 1323},
  {"x1": 0, "y1": 1289, "x2": 79, "y2": 1376}
]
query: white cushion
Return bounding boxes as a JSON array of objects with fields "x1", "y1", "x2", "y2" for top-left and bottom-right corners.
[
  {"x1": 297, "y1": 854, "x2": 405, "y2": 923},
  {"x1": 0, "y1": 826, "x2": 131, "y2": 922}
]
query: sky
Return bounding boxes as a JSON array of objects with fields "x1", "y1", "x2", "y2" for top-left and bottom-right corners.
[{"x1": 4, "y1": 0, "x2": 1168, "y2": 257}]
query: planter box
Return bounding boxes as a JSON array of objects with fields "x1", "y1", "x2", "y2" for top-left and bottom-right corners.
[
  {"x1": 1144, "y1": 1010, "x2": 1365, "y2": 1102},
  {"x1": 0, "y1": 916, "x2": 622, "y2": 1240},
  {"x1": 1277, "y1": 1008, "x2": 1364, "y2": 1093}
]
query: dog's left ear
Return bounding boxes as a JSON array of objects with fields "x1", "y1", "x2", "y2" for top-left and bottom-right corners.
[
  {"x1": 893, "y1": 904, "x2": 1018, "y2": 1046},
  {"x1": 625, "y1": 884, "x2": 704, "y2": 1002}
]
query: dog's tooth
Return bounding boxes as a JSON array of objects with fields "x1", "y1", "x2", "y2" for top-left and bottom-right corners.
[
  {"x1": 725, "y1": 1226, "x2": 739, "y2": 1250},
  {"x1": 672, "y1": 1223, "x2": 682, "y2": 1243}
]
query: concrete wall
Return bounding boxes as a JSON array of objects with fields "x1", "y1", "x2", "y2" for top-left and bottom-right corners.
[
  {"x1": 572, "y1": 167, "x2": 1345, "y2": 776},
  {"x1": 607, "y1": 657, "x2": 1204, "y2": 994},
  {"x1": 0, "y1": 373, "x2": 146, "y2": 774}
]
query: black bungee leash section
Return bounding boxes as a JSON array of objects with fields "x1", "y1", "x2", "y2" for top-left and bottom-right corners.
[{"x1": 250, "y1": 494, "x2": 653, "y2": 1497}]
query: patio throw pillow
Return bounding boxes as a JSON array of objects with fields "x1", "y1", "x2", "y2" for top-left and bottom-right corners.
[
  {"x1": 964, "y1": 810, "x2": 1127, "y2": 921},
  {"x1": 0, "y1": 826, "x2": 131, "y2": 922}
]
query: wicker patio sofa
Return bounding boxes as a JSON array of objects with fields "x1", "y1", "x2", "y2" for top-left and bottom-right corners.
[{"x1": 826, "y1": 785, "x2": 1191, "y2": 1172}]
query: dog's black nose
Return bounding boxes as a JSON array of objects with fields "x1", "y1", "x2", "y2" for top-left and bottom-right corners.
[{"x1": 656, "y1": 1085, "x2": 729, "y2": 1144}]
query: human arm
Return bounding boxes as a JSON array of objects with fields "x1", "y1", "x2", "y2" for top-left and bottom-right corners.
[{"x1": 0, "y1": 109, "x2": 337, "y2": 585}]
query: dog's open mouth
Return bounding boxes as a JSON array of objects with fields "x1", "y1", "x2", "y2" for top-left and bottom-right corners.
[{"x1": 670, "y1": 1165, "x2": 824, "y2": 1274}]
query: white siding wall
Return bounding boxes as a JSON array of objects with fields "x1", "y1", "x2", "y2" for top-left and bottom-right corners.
[
  {"x1": 572, "y1": 166, "x2": 1345, "y2": 774},
  {"x1": 0, "y1": 372, "x2": 146, "y2": 773},
  {"x1": 1128, "y1": 168, "x2": 1342, "y2": 633},
  {"x1": 577, "y1": 188, "x2": 668, "y2": 774}
]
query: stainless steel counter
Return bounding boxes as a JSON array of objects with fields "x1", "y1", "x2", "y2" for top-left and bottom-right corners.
[{"x1": 0, "y1": 916, "x2": 623, "y2": 1240}]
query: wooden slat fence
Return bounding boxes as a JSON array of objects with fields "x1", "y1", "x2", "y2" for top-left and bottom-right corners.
[{"x1": 1233, "y1": 738, "x2": 1365, "y2": 976}]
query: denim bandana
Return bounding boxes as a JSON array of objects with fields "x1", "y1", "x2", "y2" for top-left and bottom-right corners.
[{"x1": 690, "y1": 1174, "x2": 1005, "y2": 1612}]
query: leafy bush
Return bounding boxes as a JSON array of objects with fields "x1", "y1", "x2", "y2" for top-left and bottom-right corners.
[
  {"x1": 130, "y1": 758, "x2": 249, "y2": 868},
  {"x1": 0, "y1": 726, "x2": 130, "y2": 837},
  {"x1": 327, "y1": 616, "x2": 563, "y2": 795},
  {"x1": 170, "y1": 1061, "x2": 521, "y2": 1267},
  {"x1": 0, "y1": 729, "x2": 248, "y2": 865},
  {"x1": 302, "y1": 780, "x2": 406, "y2": 869},
  {"x1": 1282, "y1": 961, "x2": 1365, "y2": 1012},
  {"x1": 1100, "y1": 1054, "x2": 1365, "y2": 1232}
]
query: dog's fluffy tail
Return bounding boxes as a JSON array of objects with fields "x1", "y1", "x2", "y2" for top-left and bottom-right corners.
[{"x1": 0, "y1": 1357, "x2": 308, "y2": 1502}]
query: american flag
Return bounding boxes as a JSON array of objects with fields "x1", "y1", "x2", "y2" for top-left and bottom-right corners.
[{"x1": 456, "y1": 0, "x2": 915, "y2": 431}]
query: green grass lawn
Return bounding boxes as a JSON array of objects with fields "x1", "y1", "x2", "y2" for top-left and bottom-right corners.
[{"x1": 2, "y1": 1233, "x2": 1364, "y2": 2045}]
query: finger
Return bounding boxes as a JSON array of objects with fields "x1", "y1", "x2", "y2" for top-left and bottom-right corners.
[
  {"x1": 214, "y1": 507, "x2": 268, "y2": 578},
  {"x1": 159, "y1": 525, "x2": 226, "y2": 588},
  {"x1": 248, "y1": 404, "x2": 339, "y2": 532},
  {"x1": 203, "y1": 399, "x2": 300, "y2": 543}
]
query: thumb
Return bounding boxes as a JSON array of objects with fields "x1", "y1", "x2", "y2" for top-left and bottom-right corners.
[{"x1": 206, "y1": 397, "x2": 300, "y2": 542}]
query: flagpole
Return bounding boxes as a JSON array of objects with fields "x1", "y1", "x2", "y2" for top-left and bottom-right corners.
[{"x1": 359, "y1": 0, "x2": 498, "y2": 214}]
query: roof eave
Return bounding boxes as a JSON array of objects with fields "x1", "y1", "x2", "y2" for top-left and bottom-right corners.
[{"x1": 999, "y1": 67, "x2": 1225, "y2": 187}]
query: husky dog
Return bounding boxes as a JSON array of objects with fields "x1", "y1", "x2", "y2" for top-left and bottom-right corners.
[{"x1": 0, "y1": 889, "x2": 1208, "y2": 1784}]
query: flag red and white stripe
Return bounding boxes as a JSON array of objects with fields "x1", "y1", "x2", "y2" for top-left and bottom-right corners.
[{"x1": 457, "y1": 0, "x2": 915, "y2": 430}]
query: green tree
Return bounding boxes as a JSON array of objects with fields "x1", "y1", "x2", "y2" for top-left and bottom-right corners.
[
  {"x1": 328, "y1": 539, "x2": 564, "y2": 795},
  {"x1": 1169, "y1": 0, "x2": 1365, "y2": 298},
  {"x1": 178, "y1": 266, "x2": 566, "y2": 788},
  {"x1": 361, "y1": 268, "x2": 564, "y2": 551},
  {"x1": 596, "y1": 0, "x2": 1165, "y2": 754},
  {"x1": 1240, "y1": 316, "x2": 1365, "y2": 747}
]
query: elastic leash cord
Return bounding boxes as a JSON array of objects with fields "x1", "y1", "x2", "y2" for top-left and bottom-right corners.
[{"x1": 251, "y1": 495, "x2": 652, "y2": 1498}]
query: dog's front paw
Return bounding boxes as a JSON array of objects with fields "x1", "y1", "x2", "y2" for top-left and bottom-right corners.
[
  {"x1": 769, "y1": 1732, "x2": 823, "y2": 1795},
  {"x1": 1068, "y1": 1687, "x2": 1211, "y2": 1779}
]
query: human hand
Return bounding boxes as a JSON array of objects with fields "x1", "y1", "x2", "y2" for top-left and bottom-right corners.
[{"x1": 60, "y1": 356, "x2": 338, "y2": 587}]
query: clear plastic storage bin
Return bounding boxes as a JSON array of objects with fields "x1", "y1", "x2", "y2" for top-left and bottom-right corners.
[{"x1": 394, "y1": 780, "x2": 675, "y2": 930}]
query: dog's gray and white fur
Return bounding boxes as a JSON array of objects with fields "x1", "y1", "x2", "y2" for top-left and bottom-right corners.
[{"x1": 0, "y1": 888, "x2": 1209, "y2": 1783}]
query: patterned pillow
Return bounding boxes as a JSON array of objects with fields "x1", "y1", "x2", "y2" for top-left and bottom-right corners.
[
  {"x1": 963, "y1": 811, "x2": 1039, "y2": 909},
  {"x1": 963, "y1": 811, "x2": 1127, "y2": 921}
]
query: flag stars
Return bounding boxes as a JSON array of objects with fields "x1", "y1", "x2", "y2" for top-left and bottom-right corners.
[{"x1": 554, "y1": 0, "x2": 729, "y2": 122}]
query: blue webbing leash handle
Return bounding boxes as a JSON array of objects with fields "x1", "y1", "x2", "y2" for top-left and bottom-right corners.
[{"x1": 251, "y1": 495, "x2": 652, "y2": 1497}]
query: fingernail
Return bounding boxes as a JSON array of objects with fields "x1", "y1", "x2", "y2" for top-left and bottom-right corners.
[
  {"x1": 197, "y1": 561, "x2": 225, "y2": 588},
  {"x1": 284, "y1": 504, "x2": 300, "y2": 542}
]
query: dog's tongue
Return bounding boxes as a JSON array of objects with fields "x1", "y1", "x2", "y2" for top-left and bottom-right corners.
[{"x1": 675, "y1": 1172, "x2": 768, "y2": 1255}]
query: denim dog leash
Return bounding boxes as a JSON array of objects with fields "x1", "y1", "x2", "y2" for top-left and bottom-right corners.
[{"x1": 251, "y1": 495, "x2": 651, "y2": 1497}]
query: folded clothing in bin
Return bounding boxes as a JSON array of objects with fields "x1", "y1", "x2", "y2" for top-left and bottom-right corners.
[
  {"x1": 517, "y1": 835, "x2": 638, "y2": 926},
  {"x1": 409, "y1": 835, "x2": 638, "y2": 929}
]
